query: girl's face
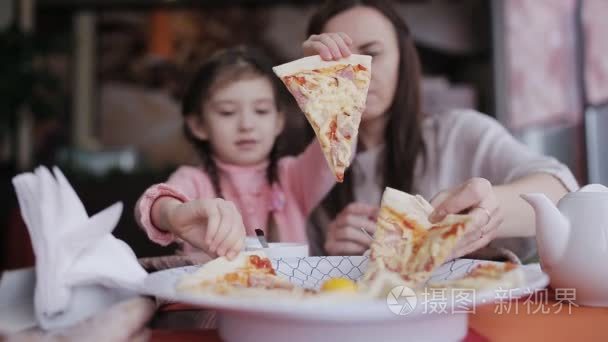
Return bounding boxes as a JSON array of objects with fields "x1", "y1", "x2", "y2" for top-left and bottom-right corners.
[
  {"x1": 188, "y1": 76, "x2": 284, "y2": 166},
  {"x1": 323, "y1": 6, "x2": 400, "y2": 123}
]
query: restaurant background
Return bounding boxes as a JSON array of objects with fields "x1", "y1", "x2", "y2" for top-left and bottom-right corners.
[{"x1": 2, "y1": 0, "x2": 608, "y2": 269}]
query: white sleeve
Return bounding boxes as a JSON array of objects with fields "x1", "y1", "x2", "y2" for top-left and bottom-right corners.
[{"x1": 443, "y1": 110, "x2": 579, "y2": 191}]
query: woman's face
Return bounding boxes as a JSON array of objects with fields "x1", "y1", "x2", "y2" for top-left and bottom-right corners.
[{"x1": 323, "y1": 6, "x2": 400, "y2": 123}]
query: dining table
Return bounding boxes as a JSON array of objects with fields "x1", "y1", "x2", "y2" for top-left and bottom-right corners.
[
  {"x1": 138, "y1": 254, "x2": 608, "y2": 342},
  {"x1": 147, "y1": 289, "x2": 608, "y2": 342},
  {"x1": 2, "y1": 256, "x2": 607, "y2": 342}
]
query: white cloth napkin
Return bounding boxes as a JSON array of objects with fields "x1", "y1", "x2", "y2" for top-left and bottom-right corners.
[{"x1": 11, "y1": 166, "x2": 148, "y2": 330}]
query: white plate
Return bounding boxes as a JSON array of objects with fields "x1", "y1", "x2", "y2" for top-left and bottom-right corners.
[{"x1": 140, "y1": 258, "x2": 549, "y2": 342}]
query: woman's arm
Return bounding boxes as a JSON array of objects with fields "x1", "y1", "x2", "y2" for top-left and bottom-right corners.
[
  {"x1": 428, "y1": 110, "x2": 579, "y2": 257},
  {"x1": 429, "y1": 173, "x2": 570, "y2": 259},
  {"x1": 494, "y1": 172, "x2": 569, "y2": 238}
]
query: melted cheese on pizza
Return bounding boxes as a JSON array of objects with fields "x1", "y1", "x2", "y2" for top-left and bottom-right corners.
[
  {"x1": 359, "y1": 187, "x2": 470, "y2": 297},
  {"x1": 217, "y1": 255, "x2": 275, "y2": 285},
  {"x1": 283, "y1": 64, "x2": 370, "y2": 179},
  {"x1": 177, "y1": 252, "x2": 294, "y2": 295},
  {"x1": 368, "y1": 205, "x2": 467, "y2": 283},
  {"x1": 297, "y1": 66, "x2": 366, "y2": 123}
]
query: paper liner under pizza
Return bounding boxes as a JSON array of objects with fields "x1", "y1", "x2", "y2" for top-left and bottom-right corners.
[{"x1": 273, "y1": 55, "x2": 372, "y2": 182}]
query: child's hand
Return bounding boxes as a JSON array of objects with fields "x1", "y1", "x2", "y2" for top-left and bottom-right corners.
[
  {"x1": 167, "y1": 199, "x2": 246, "y2": 260},
  {"x1": 302, "y1": 32, "x2": 353, "y2": 61}
]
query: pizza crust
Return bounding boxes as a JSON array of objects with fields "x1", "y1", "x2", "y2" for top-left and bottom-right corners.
[
  {"x1": 272, "y1": 54, "x2": 372, "y2": 78},
  {"x1": 381, "y1": 187, "x2": 434, "y2": 228},
  {"x1": 381, "y1": 187, "x2": 470, "y2": 229}
]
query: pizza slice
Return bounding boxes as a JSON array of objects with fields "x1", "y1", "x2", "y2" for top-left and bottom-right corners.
[
  {"x1": 273, "y1": 55, "x2": 372, "y2": 182},
  {"x1": 359, "y1": 187, "x2": 471, "y2": 297},
  {"x1": 427, "y1": 262, "x2": 525, "y2": 291},
  {"x1": 177, "y1": 251, "x2": 295, "y2": 295}
]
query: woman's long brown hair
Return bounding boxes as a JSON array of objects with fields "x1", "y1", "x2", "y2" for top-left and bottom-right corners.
[{"x1": 308, "y1": 0, "x2": 426, "y2": 217}]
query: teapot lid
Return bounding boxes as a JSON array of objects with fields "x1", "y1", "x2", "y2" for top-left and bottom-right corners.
[
  {"x1": 578, "y1": 184, "x2": 608, "y2": 193},
  {"x1": 565, "y1": 183, "x2": 608, "y2": 199}
]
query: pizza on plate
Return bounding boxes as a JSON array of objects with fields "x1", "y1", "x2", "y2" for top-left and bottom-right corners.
[
  {"x1": 176, "y1": 251, "x2": 359, "y2": 299},
  {"x1": 428, "y1": 261, "x2": 525, "y2": 290},
  {"x1": 177, "y1": 188, "x2": 526, "y2": 301},
  {"x1": 177, "y1": 251, "x2": 296, "y2": 295},
  {"x1": 273, "y1": 54, "x2": 372, "y2": 182},
  {"x1": 359, "y1": 187, "x2": 472, "y2": 296}
]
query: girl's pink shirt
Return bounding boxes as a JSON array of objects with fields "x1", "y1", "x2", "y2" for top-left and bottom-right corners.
[{"x1": 134, "y1": 141, "x2": 336, "y2": 254}]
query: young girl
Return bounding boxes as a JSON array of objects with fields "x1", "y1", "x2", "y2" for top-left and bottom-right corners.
[{"x1": 134, "y1": 46, "x2": 339, "y2": 260}]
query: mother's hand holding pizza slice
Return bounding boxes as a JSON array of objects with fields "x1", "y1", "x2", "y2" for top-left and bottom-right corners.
[
  {"x1": 429, "y1": 177, "x2": 503, "y2": 260},
  {"x1": 274, "y1": 34, "x2": 371, "y2": 182},
  {"x1": 302, "y1": 32, "x2": 354, "y2": 60}
]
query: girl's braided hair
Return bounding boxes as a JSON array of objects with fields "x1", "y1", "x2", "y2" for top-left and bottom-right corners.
[{"x1": 180, "y1": 46, "x2": 286, "y2": 197}]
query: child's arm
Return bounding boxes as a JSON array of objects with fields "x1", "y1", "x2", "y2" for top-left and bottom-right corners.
[
  {"x1": 135, "y1": 167, "x2": 245, "y2": 259},
  {"x1": 281, "y1": 139, "x2": 356, "y2": 215},
  {"x1": 151, "y1": 197, "x2": 245, "y2": 259},
  {"x1": 134, "y1": 167, "x2": 197, "y2": 246}
]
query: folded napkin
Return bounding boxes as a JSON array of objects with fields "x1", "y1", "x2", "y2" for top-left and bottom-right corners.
[{"x1": 11, "y1": 166, "x2": 148, "y2": 330}]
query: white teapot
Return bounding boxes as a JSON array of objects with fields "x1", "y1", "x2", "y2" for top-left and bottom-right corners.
[{"x1": 521, "y1": 184, "x2": 608, "y2": 307}]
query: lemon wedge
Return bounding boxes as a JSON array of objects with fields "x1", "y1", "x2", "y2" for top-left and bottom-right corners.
[{"x1": 320, "y1": 277, "x2": 358, "y2": 293}]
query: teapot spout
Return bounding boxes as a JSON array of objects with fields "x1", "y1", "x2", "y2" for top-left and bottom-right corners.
[{"x1": 521, "y1": 193, "x2": 570, "y2": 268}]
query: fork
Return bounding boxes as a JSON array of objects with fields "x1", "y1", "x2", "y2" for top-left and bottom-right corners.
[
  {"x1": 360, "y1": 227, "x2": 374, "y2": 241},
  {"x1": 254, "y1": 228, "x2": 270, "y2": 248}
]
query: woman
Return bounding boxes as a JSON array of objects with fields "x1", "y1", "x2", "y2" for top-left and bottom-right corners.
[{"x1": 305, "y1": 0, "x2": 578, "y2": 262}]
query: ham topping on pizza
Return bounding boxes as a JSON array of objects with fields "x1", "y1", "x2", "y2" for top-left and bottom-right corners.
[
  {"x1": 273, "y1": 55, "x2": 372, "y2": 182},
  {"x1": 359, "y1": 187, "x2": 471, "y2": 295}
]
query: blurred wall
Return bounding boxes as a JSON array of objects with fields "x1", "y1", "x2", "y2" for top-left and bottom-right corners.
[
  {"x1": 494, "y1": 0, "x2": 608, "y2": 184},
  {"x1": 584, "y1": 0, "x2": 608, "y2": 104},
  {"x1": 265, "y1": 1, "x2": 487, "y2": 60},
  {"x1": 497, "y1": 0, "x2": 581, "y2": 130},
  {"x1": 495, "y1": 0, "x2": 585, "y2": 183},
  {"x1": 0, "y1": 0, "x2": 12, "y2": 30},
  {"x1": 496, "y1": 0, "x2": 608, "y2": 124}
]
